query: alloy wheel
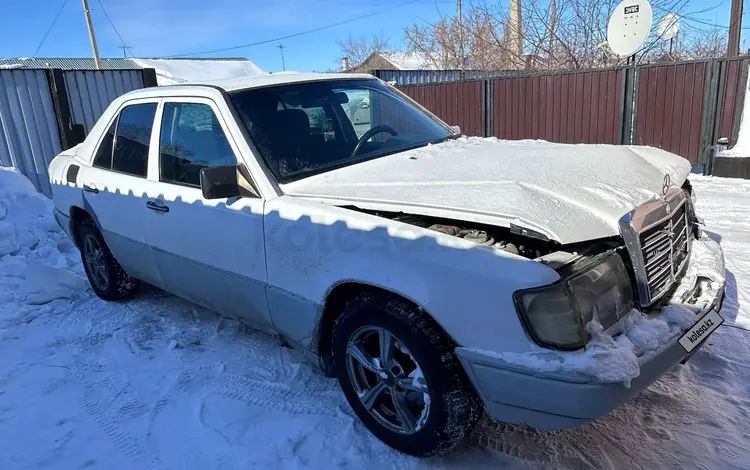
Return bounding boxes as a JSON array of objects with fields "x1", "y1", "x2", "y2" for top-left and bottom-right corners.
[
  {"x1": 345, "y1": 326, "x2": 431, "y2": 434},
  {"x1": 83, "y1": 235, "x2": 109, "y2": 292}
]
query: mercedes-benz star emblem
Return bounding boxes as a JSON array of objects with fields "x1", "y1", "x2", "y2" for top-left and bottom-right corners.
[{"x1": 662, "y1": 173, "x2": 672, "y2": 197}]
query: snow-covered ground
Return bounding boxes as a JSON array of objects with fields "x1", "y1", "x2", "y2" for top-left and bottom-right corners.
[{"x1": 1, "y1": 167, "x2": 749, "y2": 469}]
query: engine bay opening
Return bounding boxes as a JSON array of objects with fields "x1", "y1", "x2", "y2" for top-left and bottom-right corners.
[{"x1": 340, "y1": 206, "x2": 623, "y2": 261}]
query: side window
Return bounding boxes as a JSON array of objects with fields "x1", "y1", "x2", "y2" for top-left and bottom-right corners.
[
  {"x1": 92, "y1": 118, "x2": 117, "y2": 169},
  {"x1": 111, "y1": 103, "x2": 157, "y2": 177},
  {"x1": 159, "y1": 102, "x2": 237, "y2": 187}
]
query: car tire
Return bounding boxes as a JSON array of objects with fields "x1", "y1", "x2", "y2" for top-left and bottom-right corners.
[
  {"x1": 78, "y1": 219, "x2": 140, "y2": 301},
  {"x1": 332, "y1": 291, "x2": 483, "y2": 457}
]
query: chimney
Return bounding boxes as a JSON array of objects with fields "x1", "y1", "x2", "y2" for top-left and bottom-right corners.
[
  {"x1": 508, "y1": 0, "x2": 523, "y2": 60},
  {"x1": 342, "y1": 57, "x2": 350, "y2": 71}
]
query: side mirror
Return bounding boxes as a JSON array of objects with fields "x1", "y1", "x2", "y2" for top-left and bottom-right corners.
[
  {"x1": 199, "y1": 164, "x2": 259, "y2": 200},
  {"x1": 451, "y1": 125, "x2": 461, "y2": 134}
]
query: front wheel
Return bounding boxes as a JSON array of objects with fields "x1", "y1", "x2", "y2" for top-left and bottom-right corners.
[{"x1": 332, "y1": 292, "x2": 482, "y2": 457}]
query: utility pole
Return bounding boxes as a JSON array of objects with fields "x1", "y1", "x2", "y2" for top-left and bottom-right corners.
[
  {"x1": 277, "y1": 44, "x2": 286, "y2": 71},
  {"x1": 727, "y1": 0, "x2": 743, "y2": 56},
  {"x1": 81, "y1": 0, "x2": 101, "y2": 69},
  {"x1": 118, "y1": 45, "x2": 132, "y2": 58}
]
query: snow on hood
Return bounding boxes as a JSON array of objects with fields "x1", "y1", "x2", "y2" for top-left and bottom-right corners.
[{"x1": 280, "y1": 137, "x2": 692, "y2": 244}]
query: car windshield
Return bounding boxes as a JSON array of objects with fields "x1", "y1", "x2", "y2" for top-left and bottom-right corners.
[{"x1": 228, "y1": 79, "x2": 455, "y2": 183}]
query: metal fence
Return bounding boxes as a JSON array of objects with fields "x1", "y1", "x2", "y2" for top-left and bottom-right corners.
[
  {"x1": 397, "y1": 58, "x2": 750, "y2": 168},
  {"x1": 492, "y1": 68, "x2": 625, "y2": 144},
  {"x1": 63, "y1": 70, "x2": 145, "y2": 134},
  {"x1": 0, "y1": 69, "x2": 62, "y2": 196},
  {"x1": 400, "y1": 81, "x2": 485, "y2": 137},
  {"x1": 374, "y1": 69, "x2": 519, "y2": 85},
  {"x1": 0, "y1": 67, "x2": 154, "y2": 195}
]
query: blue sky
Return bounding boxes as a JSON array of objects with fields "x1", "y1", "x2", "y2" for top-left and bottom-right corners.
[{"x1": 0, "y1": 0, "x2": 741, "y2": 73}]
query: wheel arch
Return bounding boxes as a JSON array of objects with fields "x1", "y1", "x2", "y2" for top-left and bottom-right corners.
[
  {"x1": 315, "y1": 280, "x2": 456, "y2": 376},
  {"x1": 69, "y1": 205, "x2": 94, "y2": 249}
]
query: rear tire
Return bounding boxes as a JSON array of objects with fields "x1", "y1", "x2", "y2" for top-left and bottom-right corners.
[
  {"x1": 79, "y1": 219, "x2": 139, "y2": 301},
  {"x1": 332, "y1": 291, "x2": 482, "y2": 457}
]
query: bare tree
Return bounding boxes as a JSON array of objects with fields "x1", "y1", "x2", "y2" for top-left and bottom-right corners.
[
  {"x1": 337, "y1": 33, "x2": 392, "y2": 68},
  {"x1": 401, "y1": 0, "x2": 730, "y2": 72}
]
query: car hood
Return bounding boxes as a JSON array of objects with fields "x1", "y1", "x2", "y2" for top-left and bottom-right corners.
[{"x1": 279, "y1": 138, "x2": 692, "y2": 244}]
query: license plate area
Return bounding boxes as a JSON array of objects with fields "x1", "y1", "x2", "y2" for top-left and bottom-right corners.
[{"x1": 678, "y1": 309, "x2": 724, "y2": 353}]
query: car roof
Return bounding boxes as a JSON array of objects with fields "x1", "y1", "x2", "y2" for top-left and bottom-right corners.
[{"x1": 170, "y1": 72, "x2": 377, "y2": 93}]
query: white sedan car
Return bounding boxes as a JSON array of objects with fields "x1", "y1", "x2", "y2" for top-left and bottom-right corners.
[{"x1": 48, "y1": 73, "x2": 725, "y2": 456}]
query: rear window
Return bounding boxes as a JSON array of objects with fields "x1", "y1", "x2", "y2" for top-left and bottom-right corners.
[
  {"x1": 92, "y1": 119, "x2": 117, "y2": 170},
  {"x1": 111, "y1": 103, "x2": 157, "y2": 177}
]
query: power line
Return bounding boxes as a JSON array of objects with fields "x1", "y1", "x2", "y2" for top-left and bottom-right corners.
[
  {"x1": 32, "y1": 0, "x2": 69, "y2": 57},
  {"x1": 164, "y1": 0, "x2": 421, "y2": 58},
  {"x1": 95, "y1": 0, "x2": 135, "y2": 57}
]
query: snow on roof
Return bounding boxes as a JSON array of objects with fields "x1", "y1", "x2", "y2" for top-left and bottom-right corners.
[
  {"x1": 379, "y1": 52, "x2": 439, "y2": 70},
  {"x1": 132, "y1": 58, "x2": 265, "y2": 86}
]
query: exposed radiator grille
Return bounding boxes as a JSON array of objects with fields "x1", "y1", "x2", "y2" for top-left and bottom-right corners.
[
  {"x1": 639, "y1": 204, "x2": 690, "y2": 302},
  {"x1": 619, "y1": 188, "x2": 693, "y2": 307}
]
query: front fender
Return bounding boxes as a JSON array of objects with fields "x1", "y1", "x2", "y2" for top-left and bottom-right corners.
[{"x1": 263, "y1": 197, "x2": 560, "y2": 354}]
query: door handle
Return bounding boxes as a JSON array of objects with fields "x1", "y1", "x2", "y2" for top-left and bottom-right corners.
[
  {"x1": 146, "y1": 200, "x2": 169, "y2": 213},
  {"x1": 83, "y1": 183, "x2": 99, "y2": 194}
]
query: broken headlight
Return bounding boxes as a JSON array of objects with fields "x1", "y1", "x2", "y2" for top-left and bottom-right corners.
[{"x1": 514, "y1": 253, "x2": 634, "y2": 350}]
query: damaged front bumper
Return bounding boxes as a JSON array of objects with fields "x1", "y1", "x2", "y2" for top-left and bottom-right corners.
[{"x1": 456, "y1": 235, "x2": 726, "y2": 431}]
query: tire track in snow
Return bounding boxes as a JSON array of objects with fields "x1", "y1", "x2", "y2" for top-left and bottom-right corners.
[
  {"x1": 63, "y1": 359, "x2": 169, "y2": 470},
  {"x1": 145, "y1": 365, "x2": 233, "y2": 469},
  {"x1": 214, "y1": 372, "x2": 338, "y2": 417}
]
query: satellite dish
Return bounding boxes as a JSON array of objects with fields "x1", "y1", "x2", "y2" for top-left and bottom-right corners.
[
  {"x1": 607, "y1": 0, "x2": 654, "y2": 57},
  {"x1": 658, "y1": 13, "x2": 680, "y2": 40}
]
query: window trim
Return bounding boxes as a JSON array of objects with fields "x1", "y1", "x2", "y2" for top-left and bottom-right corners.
[
  {"x1": 110, "y1": 102, "x2": 158, "y2": 179},
  {"x1": 92, "y1": 114, "x2": 118, "y2": 170},
  {"x1": 155, "y1": 97, "x2": 260, "y2": 198},
  {"x1": 90, "y1": 97, "x2": 161, "y2": 179}
]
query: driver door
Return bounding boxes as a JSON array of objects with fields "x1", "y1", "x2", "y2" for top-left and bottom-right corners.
[{"x1": 145, "y1": 98, "x2": 273, "y2": 333}]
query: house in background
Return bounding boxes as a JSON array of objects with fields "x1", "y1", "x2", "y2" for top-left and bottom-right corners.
[{"x1": 344, "y1": 52, "x2": 439, "y2": 75}]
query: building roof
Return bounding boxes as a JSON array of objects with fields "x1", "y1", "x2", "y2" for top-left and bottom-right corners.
[
  {"x1": 132, "y1": 58, "x2": 265, "y2": 85},
  {"x1": 0, "y1": 57, "x2": 260, "y2": 72},
  {"x1": 378, "y1": 52, "x2": 440, "y2": 70},
  {"x1": 0, "y1": 58, "x2": 142, "y2": 70}
]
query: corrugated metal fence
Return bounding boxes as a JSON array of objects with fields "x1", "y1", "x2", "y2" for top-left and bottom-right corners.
[
  {"x1": 375, "y1": 69, "x2": 519, "y2": 85},
  {"x1": 0, "y1": 68, "x2": 153, "y2": 195},
  {"x1": 0, "y1": 70, "x2": 61, "y2": 195},
  {"x1": 64, "y1": 70, "x2": 145, "y2": 134},
  {"x1": 397, "y1": 58, "x2": 750, "y2": 168},
  {"x1": 492, "y1": 68, "x2": 624, "y2": 144},
  {"x1": 399, "y1": 81, "x2": 485, "y2": 137}
]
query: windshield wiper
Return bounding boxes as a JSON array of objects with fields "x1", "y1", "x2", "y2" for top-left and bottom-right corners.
[{"x1": 433, "y1": 133, "x2": 462, "y2": 144}]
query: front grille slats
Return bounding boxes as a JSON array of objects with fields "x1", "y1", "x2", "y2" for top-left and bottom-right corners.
[{"x1": 634, "y1": 202, "x2": 691, "y2": 305}]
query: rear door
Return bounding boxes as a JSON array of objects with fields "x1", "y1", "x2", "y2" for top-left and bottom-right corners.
[
  {"x1": 79, "y1": 99, "x2": 164, "y2": 287},
  {"x1": 146, "y1": 98, "x2": 273, "y2": 332}
]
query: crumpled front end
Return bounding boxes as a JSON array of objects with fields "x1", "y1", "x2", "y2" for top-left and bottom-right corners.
[{"x1": 455, "y1": 187, "x2": 726, "y2": 430}]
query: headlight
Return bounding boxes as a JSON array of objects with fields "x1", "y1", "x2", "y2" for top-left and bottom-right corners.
[{"x1": 514, "y1": 253, "x2": 634, "y2": 350}]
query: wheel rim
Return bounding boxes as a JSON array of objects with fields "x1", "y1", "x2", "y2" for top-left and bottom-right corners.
[
  {"x1": 83, "y1": 234, "x2": 109, "y2": 292},
  {"x1": 345, "y1": 326, "x2": 431, "y2": 435}
]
